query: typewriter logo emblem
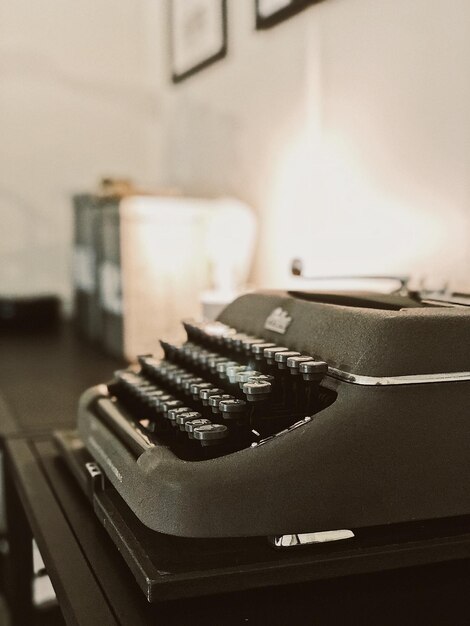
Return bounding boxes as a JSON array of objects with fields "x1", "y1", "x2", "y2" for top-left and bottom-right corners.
[{"x1": 264, "y1": 307, "x2": 292, "y2": 334}]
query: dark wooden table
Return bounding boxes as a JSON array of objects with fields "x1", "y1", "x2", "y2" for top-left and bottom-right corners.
[
  {"x1": 3, "y1": 325, "x2": 470, "y2": 625},
  {"x1": 0, "y1": 323, "x2": 123, "y2": 624},
  {"x1": 6, "y1": 434, "x2": 470, "y2": 626}
]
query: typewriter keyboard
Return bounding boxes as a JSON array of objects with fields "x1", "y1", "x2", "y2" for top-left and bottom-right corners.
[{"x1": 107, "y1": 320, "x2": 336, "y2": 460}]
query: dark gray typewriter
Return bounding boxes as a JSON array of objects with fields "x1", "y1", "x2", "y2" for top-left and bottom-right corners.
[
  {"x1": 76, "y1": 288, "x2": 470, "y2": 543},
  {"x1": 58, "y1": 287, "x2": 470, "y2": 602}
]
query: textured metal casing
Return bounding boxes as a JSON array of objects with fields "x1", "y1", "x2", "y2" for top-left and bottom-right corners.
[{"x1": 78, "y1": 291, "x2": 470, "y2": 537}]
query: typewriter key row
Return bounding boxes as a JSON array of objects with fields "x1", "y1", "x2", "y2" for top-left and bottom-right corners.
[
  {"x1": 162, "y1": 324, "x2": 329, "y2": 382},
  {"x1": 114, "y1": 371, "x2": 231, "y2": 447},
  {"x1": 107, "y1": 321, "x2": 336, "y2": 460}
]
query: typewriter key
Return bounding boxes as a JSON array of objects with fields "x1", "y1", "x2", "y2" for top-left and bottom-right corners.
[
  {"x1": 207, "y1": 356, "x2": 229, "y2": 373},
  {"x1": 231, "y1": 333, "x2": 250, "y2": 350},
  {"x1": 241, "y1": 337, "x2": 266, "y2": 354},
  {"x1": 176, "y1": 411, "x2": 202, "y2": 430},
  {"x1": 219, "y1": 398, "x2": 247, "y2": 420},
  {"x1": 180, "y1": 342, "x2": 197, "y2": 359},
  {"x1": 199, "y1": 387, "x2": 224, "y2": 405},
  {"x1": 286, "y1": 355, "x2": 312, "y2": 375},
  {"x1": 226, "y1": 365, "x2": 249, "y2": 384},
  {"x1": 160, "y1": 399, "x2": 184, "y2": 416},
  {"x1": 140, "y1": 382, "x2": 162, "y2": 391},
  {"x1": 153, "y1": 394, "x2": 174, "y2": 413},
  {"x1": 182, "y1": 377, "x2": 204, "y2": 394},
  {"x1": 299, "y1": 360, "x2": 328, "y2": 381},
  {"x1": 174, "y1": 371, "x2": 194, "y2": 387},
  {"x1": 236, "y1": 369, "x2": 262, "y2": 387},
  {"x1": 243, "y1": 380, "x2": 272, "y2": 401},
  {"x1": 133, "y1": 383, "x2": 157, "y2": 398},
  {"x1": 274, "y1": 351, "x2": 301, "y2": 369},
  {"x1": 252, "y1": 342, "x2": 276, "y2": 359},
  {"x1": 142, "y1": 389, "x2": 167, "y2": 405},
  {"x1": 190, "y1": 381, "x2": 213, "y2": 399},
  {"x1": 198, "y1": 351, "x2": 218, "y2": 369},
  {"x1": 165, "y1": 367, "x2": 186, "y2": 384},
  {"x1": 167, "y1": 406, "x2": 192, "y2": 424},
  {"x1": 137, "y1": 356, "x2": 160, "y2": 371},
  {"x1": 194, "y1": 423, "x2": 228, "y2": 445},
  {"x1": 263, "y1": 346, "x2": 289, "y2": 365},
  {"x1": 209, "y1": 394, "x2": 233, "y2": 413},
  {"x1": 216, "y1": 360, "x2": 239, "y2": 379},
  {"x1": 184, "y1": 418, "x2": 212, "y2": 438}
]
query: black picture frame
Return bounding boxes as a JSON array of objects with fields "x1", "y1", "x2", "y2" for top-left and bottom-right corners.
[
  {"x1": 255, "y1": 0, "x2": 322, "y2": 30},
  {"x1": 170, "y1": 0, "x2": 227, "y2": 83}
]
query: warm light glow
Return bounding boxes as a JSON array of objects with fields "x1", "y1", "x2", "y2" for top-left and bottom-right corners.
[{"x1": 260, "y1": 119, "x2": 468, "y2": 291}]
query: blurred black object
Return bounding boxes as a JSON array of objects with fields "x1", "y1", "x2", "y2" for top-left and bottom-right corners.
[{"x1": 0, "y1": 295, "x2": 60, "y2": 332}]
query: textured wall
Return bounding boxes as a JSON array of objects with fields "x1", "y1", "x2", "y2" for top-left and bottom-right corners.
[
  {"x1": 144, "y1": 0, "x2": 470, "y2": 292},
  {"x1": 3, "y1": 0, "x2": 470, "y2": 303},
  {"x1": 0, "y1": 0, "x2": 153, "y2": 301}
]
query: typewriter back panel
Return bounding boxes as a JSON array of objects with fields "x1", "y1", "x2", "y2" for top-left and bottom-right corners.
[{"x1": 217, "y1": 291, "x2": 470, "y2": 377}]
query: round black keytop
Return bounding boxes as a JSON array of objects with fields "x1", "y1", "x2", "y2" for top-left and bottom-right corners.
[
  {"x1": 198, "y1": 351, "x2": 218, "y2": 368},
  {"x1": 209, "y1": 394, "x2": 233, "y2": 413},
  {"x1": 252, "y1": 342, "x2": 276, "y2": 360},
  {"x1": 190, "y1": 382, "x2": 213, "y2": 399},
  {"x1": 174, "y1": 372, "x2": 194, "y2": 387},
  {"x1": 241, "y1": 337, "x2": 266, "y2": 354},
  {"x1": 243, "y1": 380, "x2": 272, "y2": 401},
  {"x1": 160, "y1": 399, "x2": 184, "y2": 416},
  {"x1": 153, "y1": 394, "x2": 174, "y2": 412},
  {"x1": 194, "y1": 423, "x2": 228, "y2": 446},
  {"x1": 274, "y1": 351, "x2": 301, "y2": 369},
  {"x1": 165, "y1": 368, "x2": 186, "y2": 384},
  {"x1": 226, "y1": 365, "x2": 249, "y2": 384},
  {"x1": 181, "y1": 342, "x2": 197, "y2": 358},
  {"x1": 167, "y1": 406, "x2": 192, "y2": 424},
  {"x1": 191, "y1": 349, "x2": 211, "y2": 366},
  {"x1": 286, "y1": 355, "x2": 313, "y2": 375},
  {"x1": 135, "y1": 384, "x2": 159, "y2": 398},
  {"x1": 176, "y1": 411, "x2": 202, "y2": 430},
  {"x1": 236, "y1": 370, "x2": 262, "y2": 387},
  {"x1": 219, "y1": 398, "x2": 247, "y2": 420},
  {"x1": 299, "y1": 360, "x2": 328, "y2": 381},
  {"x1": 184, "y1": 418, "x2": 212, "y2": 438},
  {"x1": 157, "y1": 363, "x2": 179, "y2": 377},
  {"x1": 263, "y1": 346, "x2": 289, "y2": 365},
  {"x1": 216, "y1": 361, "x2": 239, "y2": 379},
  {"x1": 199, "y1": 387, "x2": 224, "y2": 405},
  {"x1": 182, "y1": 377, "x2": 204, "y2": 393},
  {"x1": 207, "y1": 356, "x2": 229, "y2": 373}
]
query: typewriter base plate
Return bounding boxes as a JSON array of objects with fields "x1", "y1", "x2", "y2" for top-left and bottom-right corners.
[{"x1": 55, "y1": 429, "x2": 470, "y2": 603}]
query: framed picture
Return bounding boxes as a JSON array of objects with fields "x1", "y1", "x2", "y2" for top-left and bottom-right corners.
[
  {"x1": 170, "y1": 0, "x2": 227, "y2": 83},
  {"x1": 255, "y1": 0, "x2": 322, "y2": 29}
]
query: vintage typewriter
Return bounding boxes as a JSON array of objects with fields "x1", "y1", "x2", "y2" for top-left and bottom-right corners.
[{"x1": 58, "y1": 287, "x2": 470, "y2": 601}]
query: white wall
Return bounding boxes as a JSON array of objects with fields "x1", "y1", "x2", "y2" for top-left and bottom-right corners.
[
  {"x1": 0, "y1": 0, "x2": 152, "y2": 300},
  {"x1": 3, "y1": 0, "x2": 470, "y2": 301},
  {"x1": 142, "y1": 0, "x2": 470, "y2": 292}
]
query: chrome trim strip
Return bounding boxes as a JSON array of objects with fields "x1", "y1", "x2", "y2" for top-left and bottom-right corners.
[
  {"x1": 327, "y1": 367, "x2": 470, "y2": 386},
  {"x1": 270, "y1": 530, "x2": 355, "y2": 548}
]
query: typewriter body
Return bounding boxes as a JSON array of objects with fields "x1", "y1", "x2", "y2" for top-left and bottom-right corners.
[{"x1": 77, "y1": 289, "x2": 470, "y2": 541}]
